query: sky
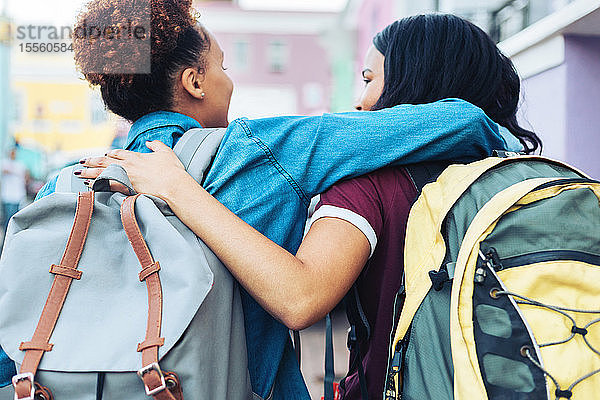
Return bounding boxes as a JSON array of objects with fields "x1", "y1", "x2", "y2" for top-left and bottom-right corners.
[
  {"x1": 2, "y1": 0, "x2": 350, "y2": 25},
  {"x1": 4, "y1": 0, "x2": 85, "y2": 25}
]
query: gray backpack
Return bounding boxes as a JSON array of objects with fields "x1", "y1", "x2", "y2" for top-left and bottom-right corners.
[{"x1": 0, "y1": 128, "x2": 254, "y2": 400}]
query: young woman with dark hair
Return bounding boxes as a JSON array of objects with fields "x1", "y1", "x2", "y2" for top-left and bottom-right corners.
[
  {"x1": 367, "y1": 14, "x2": 540, "y2": 153},
  {"x1": 84, "y1": 14, "x2": 539, "y2": 399},
  {"x1": 0, "y1": 2, "x2": 516, "y2": 398}
]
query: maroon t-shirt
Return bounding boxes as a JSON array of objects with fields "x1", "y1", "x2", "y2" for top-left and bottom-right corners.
[{"x1": 307, "y1": 167, "x2": 417, "y2": 400}]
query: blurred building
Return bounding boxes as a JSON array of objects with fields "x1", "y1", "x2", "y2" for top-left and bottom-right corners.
[
  {"x1": 195, "y1": 0, "x2": 337, "y2": 118},
  {"x1": 0, "y1": 10, "x2": 123, "y2": 181},
  {"x1": 339, "y1": 0, "x2": 401, "y2": 103},
  {"x1": 440, "y1": 0, "x2": 600, "y2": 178},
  {"x1": 0, "y1": 11, "x2": 10, "y2": 155},
  {"x1": 10, "y1": 50, "x2": 118, "y2": 159},
  {"x1": 497, "y1": 0, "x2": 600, "y2": 179}
]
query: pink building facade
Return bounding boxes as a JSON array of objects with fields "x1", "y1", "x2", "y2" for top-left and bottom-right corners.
[
  {"x1": 355, "y1": 0, "x2": 397, "y2": 71},
  {"x1": 195, "y1": 1, "x2": 336, "y2": 118}
]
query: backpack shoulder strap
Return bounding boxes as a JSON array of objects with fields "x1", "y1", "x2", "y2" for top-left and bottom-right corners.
[
  {"x1": 404, "y1": 161, "x2": 452, "y2": 193},
  {"x1": 173, "y1": 128, "x2": 227, "y2": 185},
  {"x1": 342, "y1": 285, "x2": 371, "y2": 400}
]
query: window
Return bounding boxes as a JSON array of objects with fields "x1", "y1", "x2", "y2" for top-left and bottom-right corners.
[
  {"x1": 233, "y1": 40, "x2": 249, "y2": 72},
  {"x1": 90, "y1": 91, "x2": 108, "y2": 125},
  {"x1": 10, "y1": 90, "x2": 25, "y2": 124},
  {"x1": 490, "y1": 0, "x2": 530, "y2": 42},
  {"x1": 0, "y1": 17, "x2": 11, "y2": 45},
  {"x1": 268, "y1": 40, "x2": 288, "y2": 74}
]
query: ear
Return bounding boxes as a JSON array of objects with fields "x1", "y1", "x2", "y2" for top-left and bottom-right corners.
[{"x1": 181, "y1": 67, "x2": 206, "y2": 100}]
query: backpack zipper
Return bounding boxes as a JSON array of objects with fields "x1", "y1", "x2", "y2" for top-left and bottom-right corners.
[
  {"x1": 497, "y1": 250, "x2": 600, "y2": 269},
  {"x1": 383, "y1": 284, "x2": 406, "y2": 400},
  {"x1": 384, "y1": 342, "x2": 404, "y2": 400}
]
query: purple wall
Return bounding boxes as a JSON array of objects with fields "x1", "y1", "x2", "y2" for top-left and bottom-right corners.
[
  {"x1": 564, "y1": 35, "x2": 600, "y2": 179},
  {"x1": 518, "y1": 65, "x2": 567, "y2": 161},
  {"x1": 519, "y1": 35, "x2": 600, "y2": 179}
]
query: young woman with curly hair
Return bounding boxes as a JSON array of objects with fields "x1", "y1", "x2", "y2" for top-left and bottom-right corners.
[{"x1": 0, "y1": 1, "x2": 520, "y2": 399}]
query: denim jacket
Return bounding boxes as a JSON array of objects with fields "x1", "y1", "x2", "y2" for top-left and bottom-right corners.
[{"x1": 4, "y1": 99, "x2": 511, "y2": 399}]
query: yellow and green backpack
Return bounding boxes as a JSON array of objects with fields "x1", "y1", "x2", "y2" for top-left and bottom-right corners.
[{"x1": 385, "y1": 155, "x2": 600, "y2": 400}]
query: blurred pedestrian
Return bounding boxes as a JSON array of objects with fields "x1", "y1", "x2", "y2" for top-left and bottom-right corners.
[{"x1": 1, "y1": 148, "x2": 27, "y2": 235}]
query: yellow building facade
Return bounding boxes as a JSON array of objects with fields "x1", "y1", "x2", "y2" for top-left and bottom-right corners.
[{"x1": 10, "y1": 49, "x2": 118, "y2": 155}]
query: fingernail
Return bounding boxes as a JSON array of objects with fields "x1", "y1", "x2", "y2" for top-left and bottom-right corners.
[
  {"x1": 104, "y1": 153, "x2": 108, "y2": 156},
  {"x1": 79, "y1": 159, "x2": 86, "y2": 164},
  {"x1": 74, "y1": 170, "x2": 81, "y2": 176},
  {"x1": 83, "y1": 180, "x2": 91, "y2": 186}
]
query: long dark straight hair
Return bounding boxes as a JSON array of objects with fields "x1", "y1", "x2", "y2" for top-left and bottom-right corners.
[{"x1": 372, "y1": 14, "x2": 542, "y2": 154}]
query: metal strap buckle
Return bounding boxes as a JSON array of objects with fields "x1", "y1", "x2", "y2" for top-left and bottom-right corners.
[
  {"x1": 137, "y1": 362, "x2": 167, "y2": 396},
  {"x1": 12, "y1": 372, "x2": 35, "y2": 400}
]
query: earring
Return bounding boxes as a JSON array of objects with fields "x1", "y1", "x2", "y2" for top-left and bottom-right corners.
[{"x1": 201, "y1": 92, "x2": 206, "y2": 99}]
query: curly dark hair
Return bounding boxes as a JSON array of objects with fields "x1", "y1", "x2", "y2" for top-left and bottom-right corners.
[{"x1": 73, "y1": 0, "x2": 210, "y2": 122}]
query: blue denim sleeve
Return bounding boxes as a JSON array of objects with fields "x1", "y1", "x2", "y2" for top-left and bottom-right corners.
[
  {"x1": 238, "y1": 98, "x2": 507, "y2": 200},
  {"x1": 0, "y1": 345, "x2": 16, "y2": 387},
  {"x1": 34, "y1": 175, "x2": 58, "y2": 201}
]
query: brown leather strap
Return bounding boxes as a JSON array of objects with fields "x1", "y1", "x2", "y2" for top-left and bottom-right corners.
[
  {"x1": 14, "y1": 191, "x2": 94, "y2": 400},
  {"x1": 13, "y1": 376, "x2": 53, "y2": 400},
  {"x1": 137, "y1": 337, "x2": 165, "y2": 352},
  {"x1": 49, "y1": 264, "x2": 83, "y2": 280},
  {"x1": 164, "y1": 371, "x2": 184, "y2": 400},
  {"x1": 19, "y1": 342, "x2": 53, "y2": 352},
  {"x1": 139, "y1": 261, "x2": 161, "y2": 282},
  {"x1": 34, "y1": 382, "x2": 53, "y2": 400},
  {"x1": 120, "y1": 195, "x2": 182, "y2": 400}
]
